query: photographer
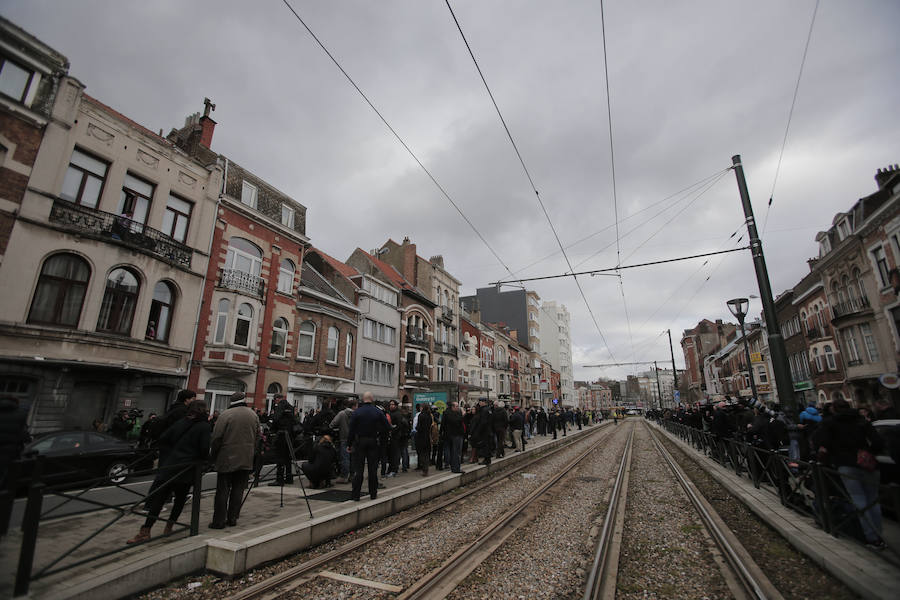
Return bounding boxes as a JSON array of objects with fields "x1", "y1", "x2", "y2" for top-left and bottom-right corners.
[
  {"x1": 269, "y1": 394, "x2": 298, "y2": 486},
  {"x1": 110, "y1": 410, "x2": 134, "y2": 440}
]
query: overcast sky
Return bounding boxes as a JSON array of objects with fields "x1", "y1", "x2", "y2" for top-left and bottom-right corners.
[{"x1": 5, "y1": 0, "x2": 899, "y2": 381}]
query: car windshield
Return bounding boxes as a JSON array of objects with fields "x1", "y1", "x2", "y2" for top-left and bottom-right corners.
[{"x1": 32, "y1": 432, "x2": 84, "y2": 453}]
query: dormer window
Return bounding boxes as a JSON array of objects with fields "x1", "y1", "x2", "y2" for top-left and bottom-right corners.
[
  {"x1": 241, "y1": 181, "x2": 257, "y2": 208},
  {"x1": 819, "y1": 237, "x2": 831, "y2": 257},
  {"x1": 837, "y1": 219, "x2": 851, "y2": 241}
]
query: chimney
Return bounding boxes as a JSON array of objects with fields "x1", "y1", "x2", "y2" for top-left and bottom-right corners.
[
  {"x1": 199, "y1": 97, "x2": 216, "y2": 148},
  {"x1": 875, "y1": 164, "x2": 899, "y2": 190},
  {"x1": 401, "y1": 236, "x2": 416, "y2": 284}
]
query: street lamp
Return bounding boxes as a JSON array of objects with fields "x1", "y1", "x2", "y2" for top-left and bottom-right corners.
[{"x1": 727, "y1": 297, "x2": 759, "y2": 402}]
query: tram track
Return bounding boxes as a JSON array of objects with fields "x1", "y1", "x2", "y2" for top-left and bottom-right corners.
[
  {"x1": 224, "y1": 423, "x2": 615, "y2": 600},
  {"x1": 584, "y1": 420, "x2": 784, "y2": 600}
]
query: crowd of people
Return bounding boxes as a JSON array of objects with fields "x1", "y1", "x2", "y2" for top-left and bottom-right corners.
[{"x1": 651, "y1": 396, "x2": 898, "y2": 551}]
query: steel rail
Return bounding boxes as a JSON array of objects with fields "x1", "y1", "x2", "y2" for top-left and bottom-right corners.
[
  {"x1": 583, "y1": 423, "x2": 634, "y2": 599},
  {"x1": 645, "y1": 422, "x2": 783, "y2": 600},
  {"x1": 226, "y1": 423, "x2": 614, "y2": 600},
  {"x1": 397, "y1": 424, "x2": 628, "y2": 600}
]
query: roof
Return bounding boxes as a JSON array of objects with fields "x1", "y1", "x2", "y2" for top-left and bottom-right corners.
[
  {"x1": 358, "y1": 249, "x2": 414, "y2": 291},
  {"x1": 300, "y1": 263, "x2": 351, "y2": 304},
  {"x1": 314, "y1": 248, "x2": 359, "y2": 281},
  {"x1": 82, "y1": 94, "x2": 174, "y2": 147}
]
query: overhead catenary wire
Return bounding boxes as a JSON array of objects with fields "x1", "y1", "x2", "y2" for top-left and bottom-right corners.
[
  {"x1": 762, "y1": 0, "x2": 819, "y2": 235},
  {"x1": 493, "y1": 247, "x2": 749, "y2": 286},
  {"x1": 500, "y1": 167, "x2": 732, "y2": 282},
  {"x1": 279, "y1": 0, "x2": 517, "y2": 283},
  {"x1": 445, "y1": 0, "x2": 616, "y2": 362}
]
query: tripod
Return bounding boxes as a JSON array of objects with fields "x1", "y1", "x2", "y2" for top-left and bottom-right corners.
[
  {"x1": 241, "y1": 430, "x2": 313, "y2": 518},
  {"x1": 283, "y1": 430, "x2": 314, "y2": 517}
]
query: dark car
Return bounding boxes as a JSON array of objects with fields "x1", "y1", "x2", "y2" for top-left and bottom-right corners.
[{"x1": 21, "y1": 430, "x2": 154, "y2": 488}]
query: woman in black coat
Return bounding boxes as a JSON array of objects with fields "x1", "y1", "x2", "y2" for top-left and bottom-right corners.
[
  {"x1": 415, "y1": 404, "x2": 433, "y2": 476},
  {"x1": 128, "y1": 401, "x2": 210, "y2": 544},
  {"x1": 301, "y1": 435, "x2": 338, "y2": 488}
]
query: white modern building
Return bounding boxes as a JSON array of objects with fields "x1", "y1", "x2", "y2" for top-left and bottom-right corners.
[{"x1": 538, "y1": 301, "x2": 575, "y2": 405}]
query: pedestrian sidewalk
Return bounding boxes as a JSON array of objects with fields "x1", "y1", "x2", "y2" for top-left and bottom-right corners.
[
  {"x1": 649, "y1": 420, "x2": 900, "y2": 600},
  {"x1": 0, "y1": 424, "x2": 601, "y2": 599}
]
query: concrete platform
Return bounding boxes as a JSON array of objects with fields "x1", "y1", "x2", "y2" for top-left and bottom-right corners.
[
  {"x1": 650, "y1": 420, "x2": 900, "y2": 600},
  {"x1": 0, "y1": 423, "x2": 602, "y2": 599}
]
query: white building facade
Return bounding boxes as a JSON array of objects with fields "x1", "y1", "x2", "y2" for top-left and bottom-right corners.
[{"x1": 538, "y1": 301, "x2": 575, "y2": 405}]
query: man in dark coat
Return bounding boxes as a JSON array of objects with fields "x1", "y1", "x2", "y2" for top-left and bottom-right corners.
[
  {"x1": 442, "y1": 401, "x2": 465, "y2": 473},
  {"x1": 151, "y1": 389, "x2": 196, "y2": 446},
  {"x1": 301, "y1": 435, "x2": 338, "y2": 488},
  {"x1": 0, "y1": 396, "x2": 29, "y2": 489},
  {"x1": 814, "y1": 397, "x2": 885, "y2": 549},
  {"x1": 470, "y1": 399, "x2": 494, "y2": 465},
  {"x1": 269, "y1": 394, "x2": 297, "y2": 486},
  {"x1": 348, "y1": 392, "x2": 390, "y2": 501},
  {"x1": 127, "y1": 401, "x2": 210, "y2": 544},
  {"x1": 491, "y1": 401, "x2": 509, "y2": 458},
  {"x1": 509, "y1": 406, "x2": 525, "y2": 452},
  {"x1": 415, "y1": 404, "x2": 434, "y2": 476}
]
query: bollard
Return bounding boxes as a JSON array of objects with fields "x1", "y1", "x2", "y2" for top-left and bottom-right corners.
[
  {"x1": 0, "y1": 460, "x2": 20, "y2": 537},
  {"x1": 15, "y1": 457, "x2": 44, "y2": 597},
  {"x1": 191, "y1": 462, "x2": 203, "y2": 536}
]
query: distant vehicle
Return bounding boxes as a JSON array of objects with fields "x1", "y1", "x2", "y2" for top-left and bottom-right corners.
[
  {"x1": 626, "y1": 410, "x2": 639, "y2": 416},
  {"x1": 872, "y1": 419, "x2": 900, "y2": 485},
  {"x1": 21, "y1": 430, "x2": 154, "y2": 488}
]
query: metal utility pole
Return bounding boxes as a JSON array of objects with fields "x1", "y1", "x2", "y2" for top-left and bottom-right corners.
[
  {"x1": 731, "y1": 155, "x2": 796, "y2": 414},
  {"x1": 667, "y1": 328, "x2": 678, "y2": 399},
  {"x1": 654, "y1": 361, "x2": 664, "y2": 409}
]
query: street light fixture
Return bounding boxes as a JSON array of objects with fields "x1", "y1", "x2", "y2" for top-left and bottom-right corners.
[{"x1": 727, "y1": 297, "x2": 759, "y2": 401}]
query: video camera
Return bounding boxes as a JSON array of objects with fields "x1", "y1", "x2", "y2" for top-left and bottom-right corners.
[
  {"x1": 127, "y1": 407, "x2": 144, "y2": 420},
  {"x1": 738, "y1": 396, "x2": 774, "y2": 417}
]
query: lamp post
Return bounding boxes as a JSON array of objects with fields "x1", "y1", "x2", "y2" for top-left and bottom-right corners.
[{"x1": 727, "y1": 297, "x2": 759, "y2": 402}]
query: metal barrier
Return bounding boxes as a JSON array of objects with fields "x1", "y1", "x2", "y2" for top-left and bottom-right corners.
[
  {"x1": 3, "y1": 451, "x2": 207, "y2": 597},
  {"x1": 654, "y1": 418, "x2": 899, "y2": 549}
]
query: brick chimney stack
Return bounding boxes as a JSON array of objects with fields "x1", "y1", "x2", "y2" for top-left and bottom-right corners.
[
  {"x1": 199, "y1": 97, "x2": 216, "y2": 148},
  {"x1": 875, "y1": 164, "x2": 899, "y2": 190},
  {"x1": 401, "y1": 236, "x2": 417, "y2": 284}
]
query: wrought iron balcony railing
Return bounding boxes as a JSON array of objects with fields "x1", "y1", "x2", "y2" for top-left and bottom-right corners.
[
  {"x1": 219, "y1": 268, "x2": 264, "y2": 298},
  {"x1": 49, "y1": 199, "x2": 192, "y2": 268},
  {"x1": 831, "y1": 295, "x2": 870, "y2": 318}
]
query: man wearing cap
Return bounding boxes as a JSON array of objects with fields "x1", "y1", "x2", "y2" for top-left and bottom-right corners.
[
  {"x1": 209, "y1": 392, "x2": 259, "y2": 529},
  {"x1": 347, "y1": 391, "x2": 389, "y2": 501}
]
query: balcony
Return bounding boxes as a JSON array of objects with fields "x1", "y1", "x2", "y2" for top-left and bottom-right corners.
[
  {"x1": 219, "y1": 268, "x2": 265, "y2": 298},
  {"x1": 405, "y1": 363, "x2": 428, "y2": 379},
  {"x1": 805, "y1": 326, "x2": 828, "y2": 340},
  {"x1": 436, "y1": 342, "x2": 458, "y2": 357},
  {"x1": 406, "y1": 326, "x2": 429, "y2": 348},
  {"x1": 440, "y1": 305, "x2": 454, "y2": 322},
  {"x1": 49, "y1": 199, "x2": 192, "y2": 268},
  {"x1": 832, "y1": 295, "x2": 871, "y2": 319}
]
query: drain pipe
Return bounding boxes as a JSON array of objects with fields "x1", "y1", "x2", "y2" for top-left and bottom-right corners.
[{"x1": 185, "y1": 156, "x2": 227, "y2": 389}]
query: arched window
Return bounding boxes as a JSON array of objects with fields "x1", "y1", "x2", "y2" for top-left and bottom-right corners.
[
  {"x1": 818, "y1": 390, "x2": 827, "y2": 404},
  {"x1": 266, "y1": 382, "x2": 282, "y2": 413},
  {"x1": 147, "y1": 281, "x2": 175, "y2": 342},
  {"x1": 28, "y1": 253, "x2": 90, "y2": 327},
  {"x1": 326, "y1": 326, "x2": 339, "y2": 363},
  {"x1": 298, "y1": 321, "x2": 315, "y2": 359},
  {"x1": 225, "y1": 237, "x2": 262, "y2": 275},
  {"x1": 345, "y1": 332, "x2": 353, "y2": 367},
  {"x1": 831, "y1": 281, "x2": 843, "y2": 308},
  {"x1": 443, "y1": 289, "x2": 450, "y2": 308},
  {"x1": 204, "y1": 377, "x2": 245, "y2": 414},
  {"x1": 97, "y1": 268, "x2": 140, "y2": 335},
  {"x1": 214, "y1": 298, "x2": 229, "y2": 343},
  {"x1": 271, "y1": 317, "x2": 288, "y2": 356},
  {"x1": 437, "y1": 357, "x2": 445, "y2": 380},
  {"x1": 843, "y1": 274, "x2": 855, "y2": 301},
  {"x1": 800, "y1": 311, "x2": 808, "y2": 332},
  {"x1": 234, "y1": 303, "x2": 253, "y2": 346},
  {"x1": 853, "y1": 268, "x2": 866, "y2": 300},
  {"x1": 824, "y1": 345, "x2": 836, "y2": 370},
  {"x1": 448, "y1": 360, "x2": 455, "y2": 382},
  {"x1": 277, "y1": 259, "x2": 295, "y2": 294},
  {"x1": 813, "y1": 347, "x2": 823, "y2": 372}
]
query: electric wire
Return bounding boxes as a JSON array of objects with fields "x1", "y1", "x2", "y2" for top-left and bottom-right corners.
[
  {"x1": 500, "y1": 168, "x2": 731, "y2": 282},
  {"x1": 491, "y1": 247, "x2": 749, "y2": 285},
  {"x1": 279, "y1": 0, "x2": 516, "y2": 282},
  {"x1": 445, "y1": 0, "x2": 616, "y2": 362},
  {"x1": 762, "y1": 0, "x2": 819, "y2": 235}
]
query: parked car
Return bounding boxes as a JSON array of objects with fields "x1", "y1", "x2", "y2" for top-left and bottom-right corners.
[
  {"x1": 20, "y1": 430, "x2": 154, "y2": 489},
  {"x1": 873, "y1": 419, "x2": 900, "y2": 485}
]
